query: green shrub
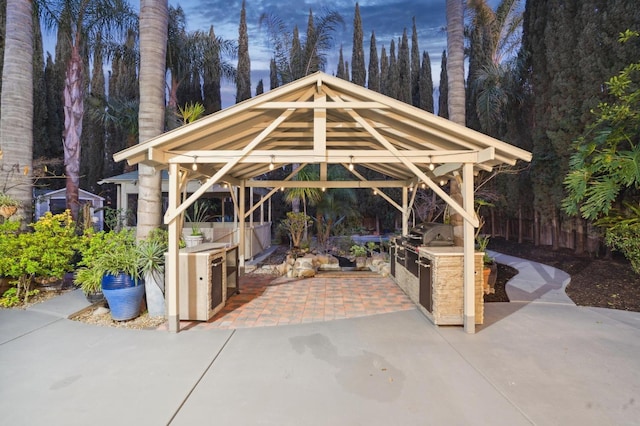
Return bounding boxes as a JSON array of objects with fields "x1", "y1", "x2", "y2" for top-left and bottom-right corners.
[
  {"x1": 604, "y1": 223, "x2": 640, "y2": 274},
  {"x1": 0, "y1": 211, "x2": 80, "y2": 305}
]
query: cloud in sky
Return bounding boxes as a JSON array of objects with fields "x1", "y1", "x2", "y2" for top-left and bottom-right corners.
[{"x1": 170, "y1": 0, "x2": 498, "y2": 107}]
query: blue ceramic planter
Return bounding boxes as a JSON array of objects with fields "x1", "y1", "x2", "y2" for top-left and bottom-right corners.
[{"x1": 101, "y1": 273, "x2": 145, "y2": 321}]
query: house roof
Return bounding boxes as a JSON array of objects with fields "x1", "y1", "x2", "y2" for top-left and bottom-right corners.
[
  {"x1": 114, "y1": 72, "x2": 531, "y2": 190},
  {"x1": 34, "y1": 187, "x2": 104, "y2": 201}
]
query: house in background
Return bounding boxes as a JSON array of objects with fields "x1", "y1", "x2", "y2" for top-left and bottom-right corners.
[
  {"x1": 34, "y1": 188, "x2": 105, "y2": 230},
  {"x1": 98, "y1": 170, "x2": 272, "y2": 259}
]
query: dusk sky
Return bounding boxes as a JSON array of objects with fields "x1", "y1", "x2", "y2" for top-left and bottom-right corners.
[{"x1": 170, "y1": 0, "x2": 500, "y2": 107}]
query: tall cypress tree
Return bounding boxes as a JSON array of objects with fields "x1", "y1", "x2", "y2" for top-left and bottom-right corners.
[
  {"x1": 521, "y1": 0, "x2": 640, "y2": 249},
  {"x1": 419, "y1": 51, "x2": 434, "y2": 112},
  {"x1": 50, "y1": 8, "x2": 72, "y2": 165},
  {"x1": 304, "y1": 10, "x2": 320, "y2": 74},
  {"x1": 438, "y1": 50, "x2": 448, "y2": 118},
  {"x1": 351, "y1": 3, "x2": 366, "y2": 86},
  {"x1": 387, "y1": 39, "x2": 398, "y2": 99},
  {"x1": 44, "y1": 54, "x2": 64, "y2": 169},
  {"x1": 398, "y1": 30, "x2": 411, "y2": 103},
  {"x1": 81, "y1": 39, "x2": 105, "y2": 193},
  {"x1": 32, "y1": 11, "x2": 48, "y2": 163},
  {"x1": 236, "y1": 0, "x2": 251, "y2": 102},
  {"x1": 289, "y1": 26, "x2": 302, "y2": 83},
  {"x1": 336, "y1": 45, "x2": 346, "y2": 79},
  {"x1": 380, "y1": 45, "x2": 388, "y2": 96},
  {"x1": 410, "y1": 17, "x2": 421, "y2": 107},
  {"x1": 203, "y1": 26, "x2": 222, "y2": 114},
  {"x1": 367, "y1": 31, "x2": 379, "y2": 92},
  {"x1": 256, "y1": 79, "x2": 264, "y2": 95},
  {"x1": 269, "y1": 58, "x2": 279, "y2": 89}
]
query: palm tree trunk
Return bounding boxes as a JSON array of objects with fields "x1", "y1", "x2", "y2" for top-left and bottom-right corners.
[
  {"x1": 137, "y1": 0, "x2": 169, "y2": 239},
  {"x1": 446, "y1": 0, "x2": 466, "y2": 245},
  {"x1": 446, "y1": 0, "x2": 466, "y2": 124},
  {"x1": 1, "y1": 0, "x2": 33, "y2": 220},
  {"x1": 63, "y1": 44, "x2": 84, "y2": 220}
]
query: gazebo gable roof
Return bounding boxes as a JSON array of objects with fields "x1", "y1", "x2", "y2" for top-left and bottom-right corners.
[{"x1": 114, "y1": 71, "x2": 531, "y2": 186}]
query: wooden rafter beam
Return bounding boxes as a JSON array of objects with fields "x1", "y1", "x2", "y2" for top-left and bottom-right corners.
[
  {"x1": 323, "y1": 86, "x2": 478, "y2": 227},
  {"x1": 164, "y1": 108, "x2": 296, "y2": 223}
]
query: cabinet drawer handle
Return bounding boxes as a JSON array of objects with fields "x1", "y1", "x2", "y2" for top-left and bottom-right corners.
[{"x1": 417, "y1": 262, "x2": 431, "y2": 267}]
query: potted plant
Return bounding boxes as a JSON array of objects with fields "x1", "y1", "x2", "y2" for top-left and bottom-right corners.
[
  {"x1": 184, "y1": 201, "x2": 210, "y2": 247},
  {"x1": 137, "y1": 229, "x2": 168, "y2": 317},
  {"x1": 0, "y1": 192, "x2": 20, "y2": 219},
  {"x1": 476, "y1": 235, "x2": 497, "y2": 294},
  {"x1": 350, "y1": 244, "x2": 368, "y2": 269},
  {"x1": 76, "y1": 230, "x2": 145, "y2": 320}
]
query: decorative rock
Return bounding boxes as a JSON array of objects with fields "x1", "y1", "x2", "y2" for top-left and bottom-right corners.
[
  {"x1": 292, "y1": 256, "x2": 317, "y2": 278},
  {"x1": 92, "y1": 306, "x2": 110, "y2": 316}
]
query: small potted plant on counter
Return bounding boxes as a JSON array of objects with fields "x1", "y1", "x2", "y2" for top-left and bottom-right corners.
[{"x1": 184, "y1": 201, "x2": 210, "y2": 247}]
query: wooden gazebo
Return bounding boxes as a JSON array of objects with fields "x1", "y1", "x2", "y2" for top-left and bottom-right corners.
[{"x1": 114, "y1": 72, "x2": 531, "y2": 333}]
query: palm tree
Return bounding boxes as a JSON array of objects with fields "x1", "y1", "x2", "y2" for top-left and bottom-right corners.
[
  {"x1": 137, "y1": 0, "x2": 169, "y2": 239},
  {"x1": 259, "y1": 9, "x2": 344, "y2": 85},
  {"x1": 0, "y1": 0, "x2": 33, "y2": 220},
  {"x1": 446, "y1": 0, "x2": 466, "y2": 246},
  {"x1": 260, "y1": 9, "x2": 343, "y2": 211},
  {"x1": 315, "y1": 187, "x2": 358, "y2": 251},
  {"x1": 40, "y1": 0, "x2": 137, "y2": 220},
  {"x1": 166, "y1": 6, "x2": 236, "y2": 123},
  {"x1": 446, "y1": 0, "x2": 466, "y2": 125},
  {"x1": 284, "y1": 165, "x2": 322, "y2": 240},
  {"x1": 467, "y1": 0, "x2": 523, "y2": 137}
]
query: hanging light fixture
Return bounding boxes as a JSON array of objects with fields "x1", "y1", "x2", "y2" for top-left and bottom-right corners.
[
  {"x1": 428, "y1": 155, "x2": 435, "y2": 171},
  {"x1": 191, "y1": 156, "x2": 198, "y2": 171},
  {"x1": 269, "y1": 155, "x2": 275, "y2": 171},
  {"x1": 440, "y1": 179, "x2": 446, "y2": 186},
  {"x1": 348, "y1": 155, "x2": 354, "y2": 171}
]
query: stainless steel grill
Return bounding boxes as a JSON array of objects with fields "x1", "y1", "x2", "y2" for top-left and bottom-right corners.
[
  {"x1": 405, "y1": 222, "x2": 454, "y2": 248},
  {"x1": 398, "y1": 223, "x2": 454, "y2": 277}
]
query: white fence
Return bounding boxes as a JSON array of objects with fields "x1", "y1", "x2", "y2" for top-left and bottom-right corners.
[{"x1": 184, "y1": 222, "x2": 272, "y2": 260}]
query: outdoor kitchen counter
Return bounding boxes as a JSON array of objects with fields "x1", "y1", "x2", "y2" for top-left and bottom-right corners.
[
  {"x1": 393, "y1": 245, "x2": 484, "y2": 326},
  {"x1": 418, "y1": 246, "x2": 467, "y2": 256}
]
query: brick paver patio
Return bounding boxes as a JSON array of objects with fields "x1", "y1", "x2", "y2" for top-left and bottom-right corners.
[{"x1": 169, "y1": 272, "x2": 416, "y2": 331}]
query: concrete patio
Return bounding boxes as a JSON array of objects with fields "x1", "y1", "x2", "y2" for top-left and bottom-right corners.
[{"x1": 1, "y1": 254, "x2": 639, "y2": 425}]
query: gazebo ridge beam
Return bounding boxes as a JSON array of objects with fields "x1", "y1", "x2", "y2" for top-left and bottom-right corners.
[
  {"x1": 167, "y1": 150, "x2": 487, "y2": 165},
  {"x1": 248, "y1": 180, "x2": 411, "y2": 189}
]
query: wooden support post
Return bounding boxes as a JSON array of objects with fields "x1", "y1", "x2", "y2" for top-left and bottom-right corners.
[
  {"x1": 239, "y1": 182, "x2": 246, "y2": 269},
  {"x1": 166, "y1": 163, "x2": 181, "y2": 332},
  {"x1": 462, "y1": 163, "x2": 475, "y2": 334},
  {"x1": 402, "y1": 187, "x2": 409, "y2": 236}
]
